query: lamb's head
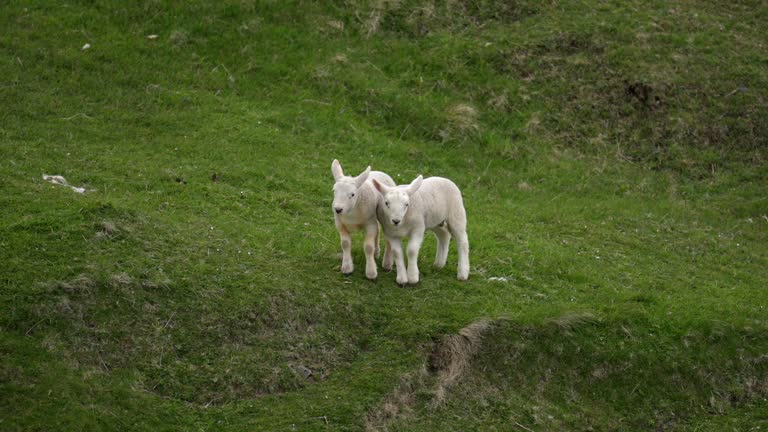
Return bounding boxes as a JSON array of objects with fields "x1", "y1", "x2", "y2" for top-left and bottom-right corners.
[
  {"x1": 372, "y1": 175, "x2": 423, "y2": 226},
  {"x1": 331, "y1": 159, "x2": 370, "y2": 215}
]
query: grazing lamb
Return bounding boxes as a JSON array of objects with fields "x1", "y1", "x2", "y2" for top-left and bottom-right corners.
[
  {"x1": 372, "y1": 175, "x2": 469, "y2": 285},
  {"x1": 331, "y1": 159, "x2": 396, "y2": 280}
]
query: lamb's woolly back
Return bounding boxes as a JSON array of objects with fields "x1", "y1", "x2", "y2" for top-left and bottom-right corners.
[{"x1": 374, "y1": 176, "x2": 464, "y2": 230}]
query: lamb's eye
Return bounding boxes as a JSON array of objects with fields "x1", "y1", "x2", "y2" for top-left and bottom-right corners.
[
  {"x1": 385, "y1": 201, "x2": 389, "y2": 207},
  {"x1": 350, "y1": 193, "x2": 355, "y2": 198},
  {"x1": 405, "y1": 203, "x2": 409, "y2": 207}
]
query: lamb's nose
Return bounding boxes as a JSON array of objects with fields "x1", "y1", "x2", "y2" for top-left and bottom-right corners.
[
  {"x1": 335, "y1": 207, "x2": 343, "y2": 214},
  {"x1": 392, "y1": 219, "x2": 400, "y2": 226}
]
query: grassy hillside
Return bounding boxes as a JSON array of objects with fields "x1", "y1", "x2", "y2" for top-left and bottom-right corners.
[{"x1": 1, "y1": 0, "x2": 767, "y2": 430}]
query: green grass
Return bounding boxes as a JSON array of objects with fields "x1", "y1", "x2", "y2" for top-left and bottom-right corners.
[{"x1": 1, "y1": 0, "x2": 767, "y2": 430}]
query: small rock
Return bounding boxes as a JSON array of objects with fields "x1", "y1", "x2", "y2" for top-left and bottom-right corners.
[{"x1": 293, "y1": 365, "x2": 312, "y2": 379}]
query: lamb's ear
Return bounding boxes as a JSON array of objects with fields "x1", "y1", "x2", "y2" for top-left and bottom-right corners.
[
  {"x1": 372, "y1": 178, "x2": 389, "y2": 195},
  {"x1": 354, "y1": 166, "x2": 371, "y2": 188},
  {"x1": 406, "y1": 175, "x2": 423, "y2": 195},
  {"x1": 331, "y1": 159, "x2": 344, "y2": 181}
]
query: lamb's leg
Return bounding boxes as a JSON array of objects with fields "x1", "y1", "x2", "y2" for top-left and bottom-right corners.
[
  {"x1": 448, "y1": 207, "x2": 469, "y2": 280},
  {"x1": 374, "y1": 222, "x2": 381, "y2": 258},
  {"x1": 383, "y1": 238, "x2": 393, "y2": 271},
  {"x1": 389, "y1": 237, "x2": 408, "y2": 285},
  {"x1": 406, "y1": 231, "x2": 425, "y2": 285},
  {"x1": 433, "y1": 226, "x2": 451, "y2": 269},
  {"x1": 339, "y1": 225, "x2": 354, "y2": 275},
  {"x1": 364, "y1": 223, "x2": 378, "y2": 280},
  {"x1": 451, "y1": 228, "x2": 469, "y2": 281}
]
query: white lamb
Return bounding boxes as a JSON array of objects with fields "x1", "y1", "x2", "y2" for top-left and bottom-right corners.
[
  {"x1": 331, "y1": 159, "x2": 396, "y2": 280},
  {"x1": 372, "y1": 175, "x2": 469, "y2": 285}
]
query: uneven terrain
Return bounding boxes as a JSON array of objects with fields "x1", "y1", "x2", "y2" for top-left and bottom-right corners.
[{"x1": 1, "y1": 1, "x2": 767, "y2": 430}]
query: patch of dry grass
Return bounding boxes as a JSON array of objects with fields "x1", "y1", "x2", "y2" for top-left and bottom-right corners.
[
  {"x1": 546, "y1": 311, "x2": 600, "y2": 333},
  {"x1": 351, "y1": 0, "x2": 539, "y2": 37},
  {"x1": 428, "y1": 318, "x2": 491, "y2": 405},
  {"x1": 437, "y1": 103, "x2": 481, "y2": 143},
  {"x1": 366, "y1": 319, "x2": 494, "y2": 430}
]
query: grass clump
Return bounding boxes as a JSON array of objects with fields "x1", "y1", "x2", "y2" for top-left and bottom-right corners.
[{"x1": 347, "y1": 0, "x2": 539, "y2": 37}]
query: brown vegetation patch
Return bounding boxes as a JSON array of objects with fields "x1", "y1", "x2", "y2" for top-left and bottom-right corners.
[
  {"x1": 352, "y1": 0, "x2": 539, "y2": 37},
  {"x1": 546, "y1": 312, "x2": 601, "y2": 333},
  {"x1": 427, "y1": 319, "x2": 491, "y2": 405},
  {"x1": 366, "y1": 319, "x2": 493, "y2": 431},
  {"x1": 624, "y1": 81, "x2": 663, "y2": 109},
  {"x1": 440, "y1": 103, "x2": 481, "y2": 142}
]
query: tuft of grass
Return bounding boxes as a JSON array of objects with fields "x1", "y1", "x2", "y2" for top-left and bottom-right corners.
[
  {"x1": 349, "y1": 0, "x2": 539, "y2": 37},
  {"x1": 443, "y1": 102, "x2": 480, "y2": 141},
  {"x1": 546, "y1": 311, "x2": 601, "y2": 333}
]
